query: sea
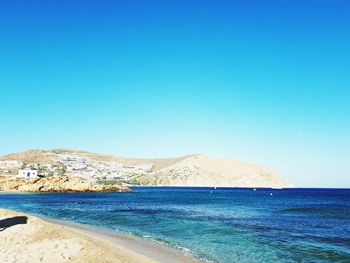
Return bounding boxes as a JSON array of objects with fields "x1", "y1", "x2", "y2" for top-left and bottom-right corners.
[{"x1": 0, "y1": 187, "x2": 349, "y2": 263}]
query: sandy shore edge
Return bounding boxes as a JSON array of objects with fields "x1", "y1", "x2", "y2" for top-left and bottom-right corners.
[{"x1": 0, "y1": 208, "x2": 199, "y2": 263}]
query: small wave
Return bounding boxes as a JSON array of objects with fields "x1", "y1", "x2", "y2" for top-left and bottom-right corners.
[
  {"x1": 135, "y1": 233, "x2": 211, "y2": 262},
  {"x1": 281, "y1": 206, "x2": 350, "y2": 217}
]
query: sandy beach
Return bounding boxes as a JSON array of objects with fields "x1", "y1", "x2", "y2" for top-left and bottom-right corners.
[{"x1": 0, "y1": 208, "x2": 198, "y2": 263}]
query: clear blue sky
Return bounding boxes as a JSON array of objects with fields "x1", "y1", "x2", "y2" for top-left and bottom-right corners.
[{"x1": 0, "y1": 0, "x2": 349, "y2": 187}]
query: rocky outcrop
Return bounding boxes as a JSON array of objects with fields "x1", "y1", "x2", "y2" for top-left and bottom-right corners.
[{"x1": 0, "y1": 176, "x2": 131, "y2": 193}]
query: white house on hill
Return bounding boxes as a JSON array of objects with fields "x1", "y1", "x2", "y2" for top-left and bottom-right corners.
[{"x1": 17, "y1": 169, "x2": 38, "y2": 178}]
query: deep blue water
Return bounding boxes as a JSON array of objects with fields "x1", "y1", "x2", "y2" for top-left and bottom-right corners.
[{"x1": 0, "y1": 187, "x2": 350, "y2": 262}]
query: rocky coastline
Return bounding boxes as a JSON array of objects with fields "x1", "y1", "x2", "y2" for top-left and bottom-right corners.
[{"x1": 0, "y1": 176, "x2": 131, "y2": 193}]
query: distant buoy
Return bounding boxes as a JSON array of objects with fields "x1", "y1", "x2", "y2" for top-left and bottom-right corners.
[
  {"x1": 210, "y1": 191, "x2": 213, "y2": 194},
  {"x1": 270, "y1": 193, "x2": 273, "y2": 196},
  {"x1": 253, "y1": 188, "x2": 256, "y2": 191}
]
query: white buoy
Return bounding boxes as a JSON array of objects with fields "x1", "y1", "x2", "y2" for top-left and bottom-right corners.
[{"x1": 270, "y1": 193, "x2": 273, "y2": 196}]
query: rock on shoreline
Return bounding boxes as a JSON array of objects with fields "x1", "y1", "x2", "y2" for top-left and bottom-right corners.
[{"x1": 0, "y1": 176, "x2": 131, "y2": 193}]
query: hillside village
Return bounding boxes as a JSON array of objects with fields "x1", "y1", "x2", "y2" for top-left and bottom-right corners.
[
  {"x1": 0, "y1": 154, "x2": 155, "y2": 186},
  {"x1": 0, "y1": 149, "x2": 292, "y2": 188}
]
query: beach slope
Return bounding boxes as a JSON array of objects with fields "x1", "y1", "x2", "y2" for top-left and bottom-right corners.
[{"x1": 0, "y1": 208, "x2": 196, "y2": 263}]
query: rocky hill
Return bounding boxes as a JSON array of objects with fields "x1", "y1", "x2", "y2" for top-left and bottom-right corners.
[{"x1": 0, "y1": 149, "x2": 292, "y2": 188}]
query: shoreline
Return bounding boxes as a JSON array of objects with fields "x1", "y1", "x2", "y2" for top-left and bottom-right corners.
[
  {"x1": 42, "y1": 215, "x2": 201, "y2": 263},
  {"x1": 0, "y1": 207, "x2": 200, "y2": 263}
]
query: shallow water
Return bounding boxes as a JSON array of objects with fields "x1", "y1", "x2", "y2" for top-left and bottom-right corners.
[{"x1": 0, "y1": 187, "x2": 349, "y2": 262}]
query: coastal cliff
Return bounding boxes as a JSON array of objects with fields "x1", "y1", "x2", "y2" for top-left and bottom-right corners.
[{"x1": 0, "y1": 149, "x2": 292, "y2": 189}]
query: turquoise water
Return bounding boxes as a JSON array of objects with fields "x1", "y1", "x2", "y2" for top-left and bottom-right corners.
[{"x1": 0, "y1": 187, "x2": 349, "y2": 262}]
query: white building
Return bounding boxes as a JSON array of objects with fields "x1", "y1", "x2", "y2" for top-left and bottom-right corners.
[{"x1": 17, "y1": 169, "x2": 38, "y2": 178}]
